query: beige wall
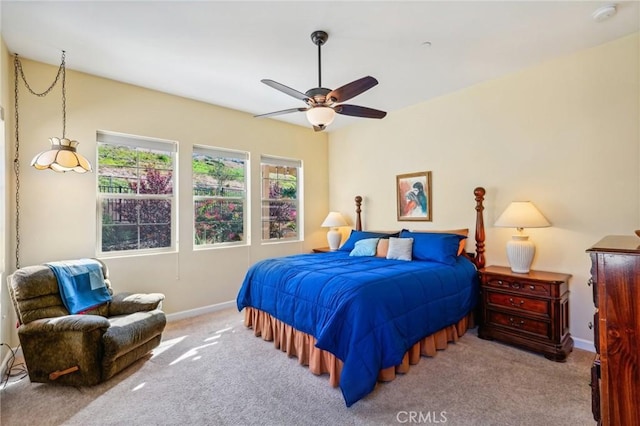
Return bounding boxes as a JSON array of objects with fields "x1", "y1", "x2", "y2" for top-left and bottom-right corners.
[
  {"x1": 328, "y1": 33, "x2": 640, "y2": 346},
  {"x1": 1, "y1": 56, "x2": 329, "y2": 345},
  {"x1": 1, "y1": 37, "x2": 11, "y2": 354}
]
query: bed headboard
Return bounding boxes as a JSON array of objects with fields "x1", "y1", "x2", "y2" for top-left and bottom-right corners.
[{"x1": 353, "y1": 187, "x2": 486, "y2": 269}]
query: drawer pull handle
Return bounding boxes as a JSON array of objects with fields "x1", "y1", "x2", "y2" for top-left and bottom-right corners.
[
  {"x1": 509, "y1": 298, "x2": 525, "y2": 307},
  {"x1": 509, "y1": 317, "x2": 525, "y2": 327},
  {"x1": 497, "y1": 280, "x2": 503, "y2": 285},
  {"x1": 511, "y1": 282, "x2": 521, "y2": 289},
  {"x1": 588, "y1": 322, "x2": 593, "y2": 330},
  {"x1": 529, "y1": 285, "x2": 535, "y2": 290}
]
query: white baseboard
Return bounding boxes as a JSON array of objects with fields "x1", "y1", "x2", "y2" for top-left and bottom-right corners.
[
  {"x1": 573, "y1": 336, "x2": 595, "y2": 353},
  {"x1": 165, "y1": 300, "x2": 236, "y2": 323}
]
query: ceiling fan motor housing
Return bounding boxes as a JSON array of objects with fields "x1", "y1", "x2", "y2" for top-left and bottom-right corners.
[{"x1": 305, "y1": 87, "x2": 332, "y2": 104}]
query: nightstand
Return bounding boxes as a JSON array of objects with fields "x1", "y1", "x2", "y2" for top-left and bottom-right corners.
[
  {"x1": 478, "y1": 265, "x2": 573, "y2": 362},
  {"x1": 312, "y1": 247, "x2": 332, "y2": 253}
]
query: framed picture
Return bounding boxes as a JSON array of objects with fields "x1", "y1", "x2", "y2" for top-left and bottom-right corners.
[{"x1": 396, "y1": 171, "x2": 432, "y2": 221}]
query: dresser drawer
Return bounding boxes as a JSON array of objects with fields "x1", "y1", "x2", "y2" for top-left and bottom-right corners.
[
  {"x1": 487, "y1": 310, "x2": 550, "y2": 339},
  {"x1": 589, "y1": 253, "x2": 598, "y2": 307},
  {"x1": 591, "y1": 355, "x2": 601, "y2": 422},
  {"x1": 588, "y1": 277, "x2": 598, "y2": 308},
  {"x1": 593, "y1": 311, "x2": 599, "y2": 354},
  {"x1": 483, "y1": 276, "x2": 551, "y2": 297},
  {"x1": 486, "y1": 291, "x2": 549, "y2": 316}
]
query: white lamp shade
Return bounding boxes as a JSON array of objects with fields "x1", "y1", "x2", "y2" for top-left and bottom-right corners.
[
  {"x1": 306, "y1": 107, "x2": 336, "y2": 127},
  {"x1": 495, "y1": 201, "x2": 550, "y2": 274},
  {"x1": 321, "y1": 212, "x2": 347, "y2": 228},
  {"x1": 494, "y1": 201, "x2": 550, "y2": 229},
  {"x1": 321, "y1": 212, "x2": 347, "y2": 251}
]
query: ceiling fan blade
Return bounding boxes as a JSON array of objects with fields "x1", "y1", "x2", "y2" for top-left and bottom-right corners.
[
  {"x1": 261, "y1": 79, "x2": 310, "y2": 102},
  {"x1": 326, "y1": 76, "x2": 378, "y2": 104},
  {"x1": 335, "y1": 104, "x2": 387, "y2": 119},
  {"x1": 254, "y1": 107, "x2": 308, "y2": 118}
]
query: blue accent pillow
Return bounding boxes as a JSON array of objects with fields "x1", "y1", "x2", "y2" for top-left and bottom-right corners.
[
  {"x1": 399, "y1": 230, "x2": 466, "y2": 265},
  {"x1": 349, "y1": 238, "x2": 380, "y2": 257},
  {"x1": 339, "y1": 230, "x2": 400, "y2": 252}
]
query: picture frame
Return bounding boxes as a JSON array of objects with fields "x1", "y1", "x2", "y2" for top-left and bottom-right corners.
[{"x1": 396, "y1": 171, "x2": 432, "y2": 221}]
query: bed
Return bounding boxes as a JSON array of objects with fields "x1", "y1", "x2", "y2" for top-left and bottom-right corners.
[{"x1": 237, "y1": 187, "x2": 486, "y2": 406}]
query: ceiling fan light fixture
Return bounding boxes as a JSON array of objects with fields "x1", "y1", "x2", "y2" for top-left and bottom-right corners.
[{"x1": 306, "y1": 106, "x2": 335, "y2": 127}]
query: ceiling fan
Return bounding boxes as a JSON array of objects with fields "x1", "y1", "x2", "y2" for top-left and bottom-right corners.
[{"x1": 255, "y1": 30, "x2": 387, "y2": 132}]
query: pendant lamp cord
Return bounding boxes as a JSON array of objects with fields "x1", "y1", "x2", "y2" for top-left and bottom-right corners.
[{"x1": 13, "y1": 51, "x2": 66, "y2": 269}]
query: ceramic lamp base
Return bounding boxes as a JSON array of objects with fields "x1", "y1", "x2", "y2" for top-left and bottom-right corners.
[
  {"x1": 326, "y1": 228, "x2": 342, "y2": 251},
  {"x1": 506, "y1": 235, "x2": 535, "y2": 273}
]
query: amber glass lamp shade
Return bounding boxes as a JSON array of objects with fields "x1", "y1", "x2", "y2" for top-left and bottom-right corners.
[{"x1": 31, "y1": 137, "x2": 92, "y2": 173}]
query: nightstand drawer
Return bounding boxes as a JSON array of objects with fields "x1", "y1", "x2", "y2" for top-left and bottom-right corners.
[
  {"x1": 486, "y1": 291, "x2": 549, "y2": 316},
  {"x1": 484, "y1": 276, "x2": 551, "y2": 297},
  {"x1": 487, "y1": 310, "x2": 550, "y2": 339},
  {"x1": 479, "y1": 266, "x2": 572, "y2": 362}
]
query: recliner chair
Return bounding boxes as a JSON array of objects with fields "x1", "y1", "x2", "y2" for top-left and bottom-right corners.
[{"x1": 7, "y1": 260, "x2": 166, "y2": 386}]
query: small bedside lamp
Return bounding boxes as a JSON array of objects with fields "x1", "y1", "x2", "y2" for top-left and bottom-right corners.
[
  {"x1": 495, "y1": 201, "x2": 550, "y2": 273},
  {"x1": 321, "y1": 212, "x2": 347, "y2": 251}
]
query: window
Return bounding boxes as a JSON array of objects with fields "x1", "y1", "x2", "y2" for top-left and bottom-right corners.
[
  {"x1": 97, "y1": 131, "x2": 177, "y2": 254},
  {"x1": 261, "y1": 155, "x2": 302, "y2": 241},
  {"x1": 193, "y1": 146, "x2": 248, "y2": 247}
]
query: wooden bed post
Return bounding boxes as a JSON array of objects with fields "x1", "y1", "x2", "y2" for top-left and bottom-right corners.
[
  {"x1": 355, "y1": 196, "x2": 362, "y2": 231},
  {"x1": 474, "y1": 187, "x2": 486, "y2": 270}
]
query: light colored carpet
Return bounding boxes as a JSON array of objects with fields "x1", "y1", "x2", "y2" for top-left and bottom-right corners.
[{"x1": 0, "y1": 308, "x2": 595, "y2": 426}]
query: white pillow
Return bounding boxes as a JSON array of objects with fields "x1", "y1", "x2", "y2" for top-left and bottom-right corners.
[{"x1": 386, "y1": 237, "x2": 413, "y2": 261}]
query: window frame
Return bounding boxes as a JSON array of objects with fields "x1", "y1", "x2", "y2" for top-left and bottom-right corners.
[
  {"x1": 96, "y1": 131, "x2": 178, "y2": 257},
  {"x1": 192, "y1": 145, "x2": 249, "y2": 249},
  {"x1": 260, "y1": 155, "x2": 303, "y2": 243}
]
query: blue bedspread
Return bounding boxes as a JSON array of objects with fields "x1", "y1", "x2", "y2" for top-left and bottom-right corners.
[
  {"x1": 236, "y1": 251, "x2": 479, "y2": 406},
  {"x1": 46, "y1": 259, "x2": 112, "y2": 314}
]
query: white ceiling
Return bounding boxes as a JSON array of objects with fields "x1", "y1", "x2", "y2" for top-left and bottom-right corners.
[{"x1": 2, "y1": 1, "x2": 639, "y2": 131}]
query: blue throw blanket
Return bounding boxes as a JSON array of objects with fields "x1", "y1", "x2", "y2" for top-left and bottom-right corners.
[
  {"x1": 46, "y1": 259, "x2": 112, "y2": 314},
  {"x1": 237, "y1": 251, "x2": 478, "y2": 406}
]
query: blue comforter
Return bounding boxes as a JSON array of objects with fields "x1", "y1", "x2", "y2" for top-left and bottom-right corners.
[{"x1": 236, "y1": 251, "x2": 478, "y2": 406}]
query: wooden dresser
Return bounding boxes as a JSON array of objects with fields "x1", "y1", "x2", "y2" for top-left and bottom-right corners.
[
  {"x1": 587, "y1": 236, "x2": 640, "y2": 426},
  {"x1": 478, "y1": 265, "x2": 573, "y2": 361}
]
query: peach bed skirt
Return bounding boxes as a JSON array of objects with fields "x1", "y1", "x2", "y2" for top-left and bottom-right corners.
[{"x1": 243, "y1": 307, "x2": 474, "y2": 387}]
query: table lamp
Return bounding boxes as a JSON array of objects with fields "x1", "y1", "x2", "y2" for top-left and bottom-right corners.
[
  {"x1": 494, "y1": 201, "x2": 550, "y2": 273},
  {"x1": 321, "y1": 212, "x2": 347, "y2": 251}
]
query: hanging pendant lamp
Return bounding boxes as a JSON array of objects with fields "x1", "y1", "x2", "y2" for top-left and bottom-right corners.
[
  {"x1": 31, "y1": 136, "x2": 92, "y2": 173},
  {"x1": 16, "y1": 51, "x2": 92, "y2": 173}
]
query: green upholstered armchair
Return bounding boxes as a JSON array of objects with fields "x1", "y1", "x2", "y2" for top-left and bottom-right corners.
[{"x1": 7, "y1": 260, "x2": 166, "y2": 386}]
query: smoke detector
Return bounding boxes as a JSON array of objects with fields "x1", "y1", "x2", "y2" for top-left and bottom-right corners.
[{"x1": 592, "y1": 4, "x2": 617, "y2": 22}]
